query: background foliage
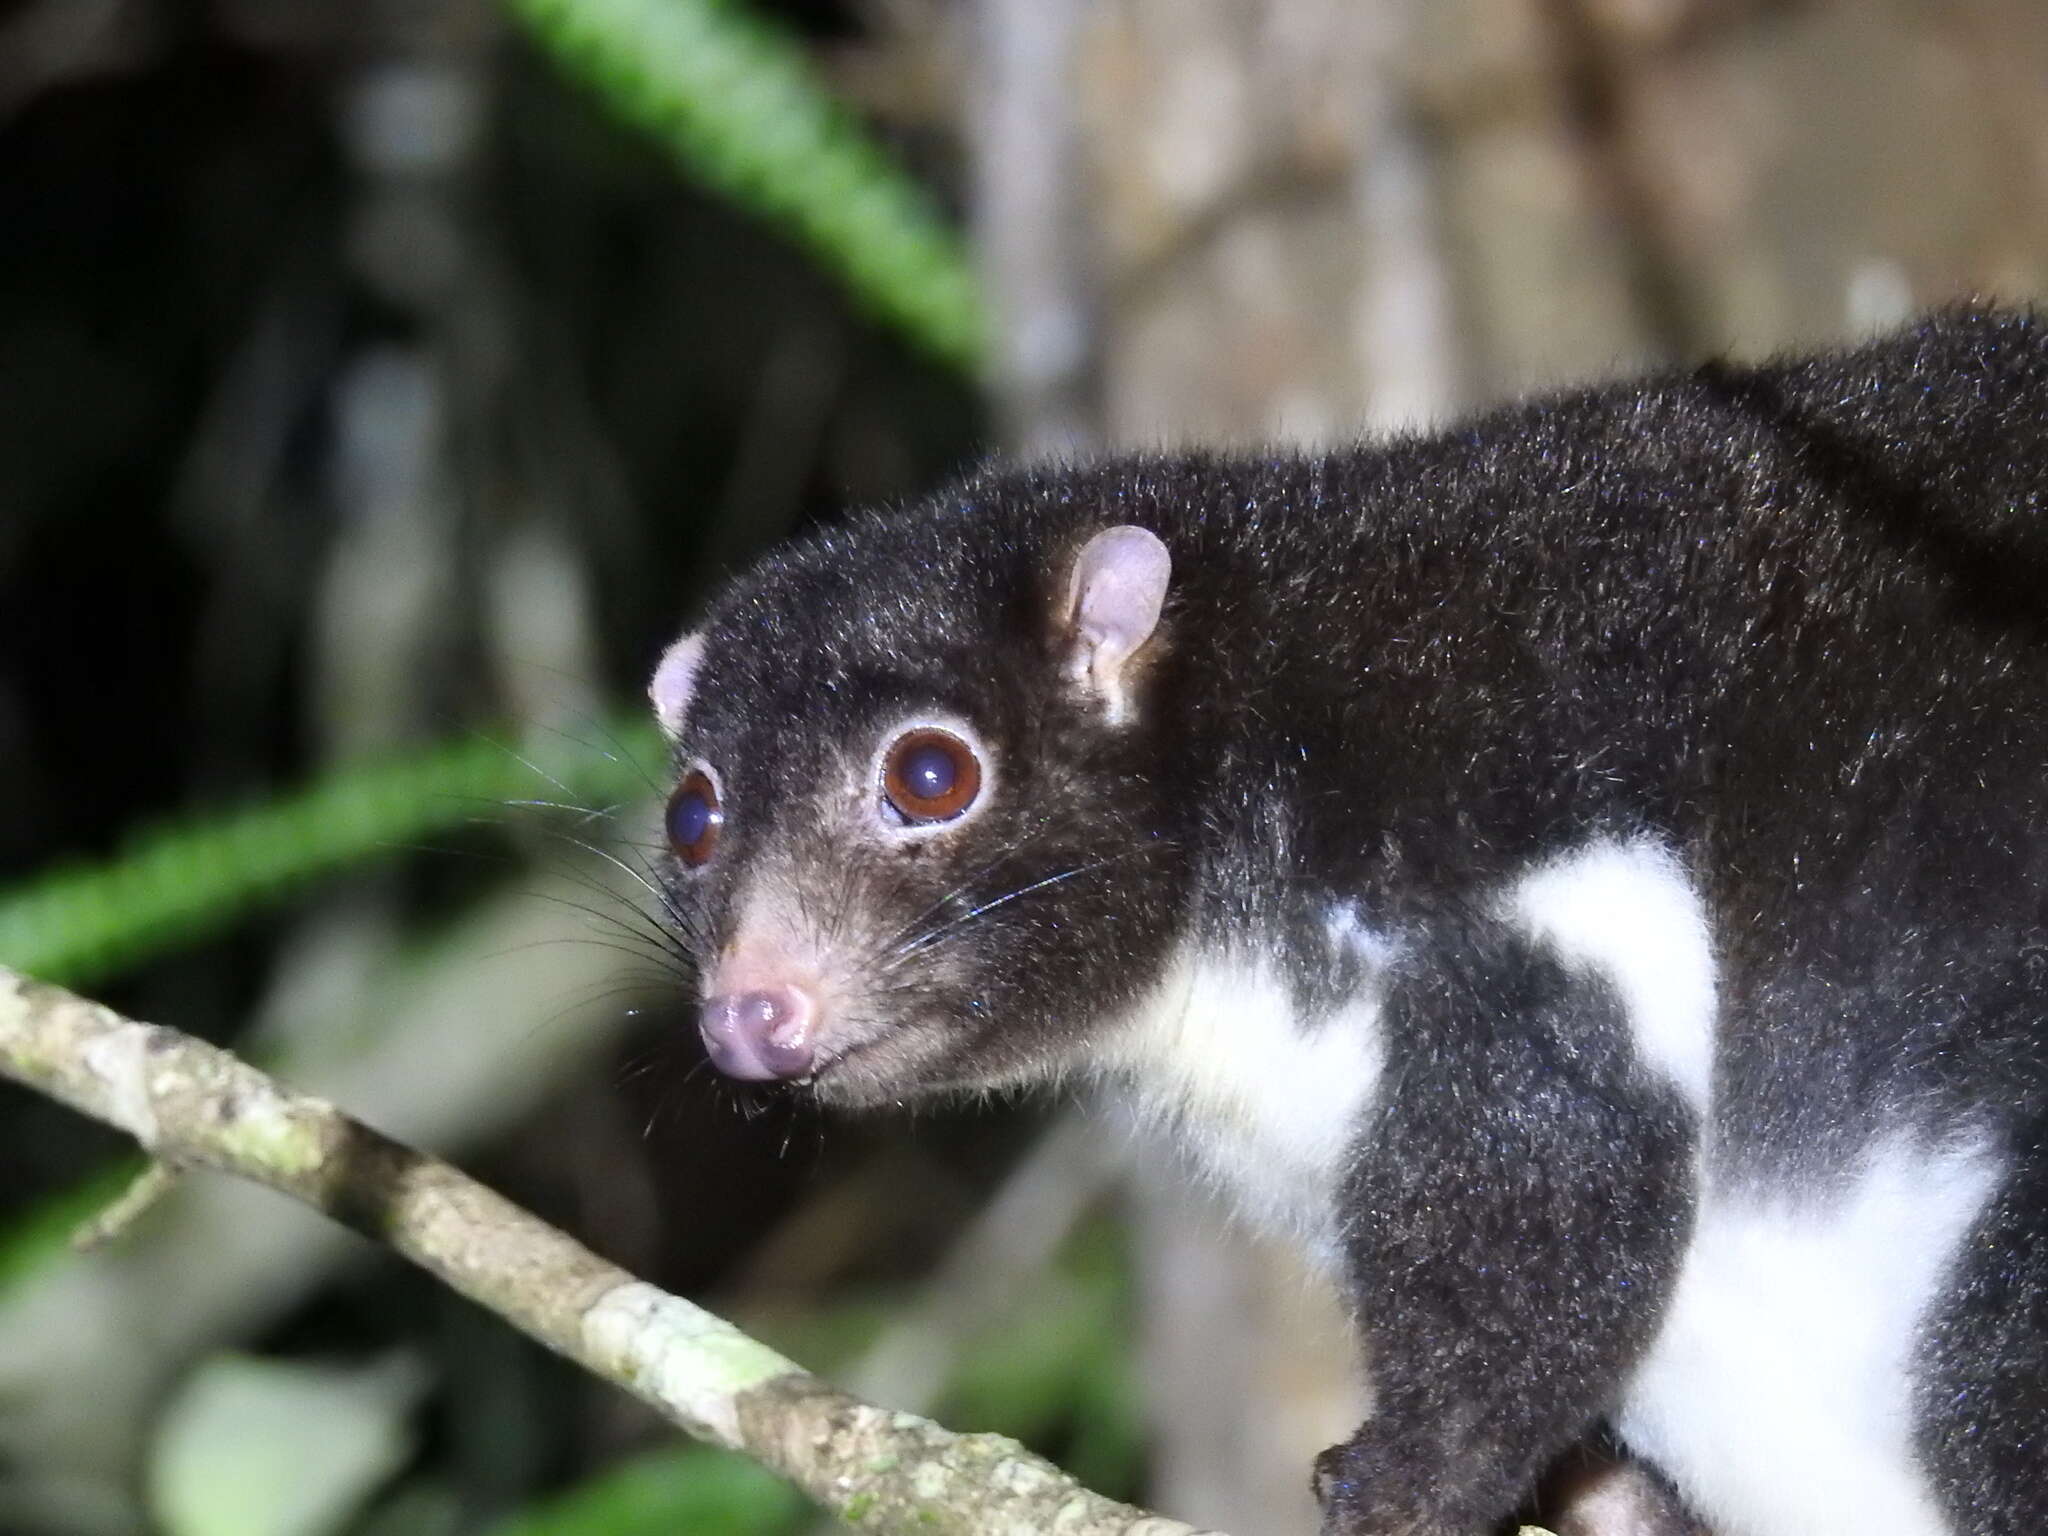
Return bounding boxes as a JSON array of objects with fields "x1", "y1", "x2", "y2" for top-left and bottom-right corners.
[{"x1": 0, "y1": 3, "x2": 1012, "y2": 1532}]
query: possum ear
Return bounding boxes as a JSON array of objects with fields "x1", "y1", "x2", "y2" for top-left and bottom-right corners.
[
  {"x1": 650, "y1": 632, "x2": 705, "y2": 740},
  {"x1": 1061, "y1": 526, "x2": 1170, "y2": 724}
]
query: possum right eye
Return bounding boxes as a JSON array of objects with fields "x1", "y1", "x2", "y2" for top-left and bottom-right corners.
[
  {"x1": 881, "y1": 728, "x2": 982, "y2": 824},
  {"x1": 666, "y1": 769, "x2": 722, "y2": 866}
]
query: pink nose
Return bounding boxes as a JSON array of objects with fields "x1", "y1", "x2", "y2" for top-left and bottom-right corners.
[{"x1": 699, "y1": 986, "x2": 817, "y2": 1081}]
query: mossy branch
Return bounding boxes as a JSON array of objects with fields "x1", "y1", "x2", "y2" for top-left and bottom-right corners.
[{"x1": 0, "y1": 966, "x2": 1207, "y2": 1536}]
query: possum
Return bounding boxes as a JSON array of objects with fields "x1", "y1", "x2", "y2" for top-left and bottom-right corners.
[{"x1": 646, "y1": 308, "x2": 2048, "y2": 1536}]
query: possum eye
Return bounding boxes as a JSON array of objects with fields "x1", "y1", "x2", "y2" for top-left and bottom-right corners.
[
  {"x1": 666, "y1": 769, "x2": 723, "y2": 866},
  {"x1": 882, "y1": 729, "x2": 982, "y2": 823}
]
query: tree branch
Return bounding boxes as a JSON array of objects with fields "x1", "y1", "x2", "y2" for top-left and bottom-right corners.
[{"x1": 0, "y1": 966, "x2": 1213, "y2": 1536}]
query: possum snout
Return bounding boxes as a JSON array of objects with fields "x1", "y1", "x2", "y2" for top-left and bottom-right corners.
[
  {"x1": 698, "y1": 909, "x2": 836, "y2": 1082},
  {"x1": 698, "y1": 985, "x2": 817, "y2": 1080},
  {"x1": 692, "y1": 867, "x2": 986, "y2": 1100}
]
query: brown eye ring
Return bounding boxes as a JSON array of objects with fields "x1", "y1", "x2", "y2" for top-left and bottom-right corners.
[
  {"x1": 882, "y1": 729, "x2": 982, "y2": 823},
  {"x1": 666, "y1": 769, "x2": 723, "y2": 866}
]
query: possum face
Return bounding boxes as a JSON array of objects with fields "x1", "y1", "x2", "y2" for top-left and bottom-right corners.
[{"x1": 650, "y1": 518, "x2": 1188, "y2": 1107}]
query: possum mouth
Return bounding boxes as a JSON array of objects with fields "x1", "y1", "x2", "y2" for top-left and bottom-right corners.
[
  {"x1": 805, "y1": 1016, "x2": 981, "y2": 1105},
  {"x1": 804, "y1": 1034, "x2": 881, "y2": 1086},
  {"x1": 802, "y1": 1028, "x2": 924, "y2": 1102}
]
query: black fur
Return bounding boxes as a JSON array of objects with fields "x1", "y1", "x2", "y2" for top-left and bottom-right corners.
[{"x1": 655, "y1": 308, "x2": 2048, "y2": 1534}]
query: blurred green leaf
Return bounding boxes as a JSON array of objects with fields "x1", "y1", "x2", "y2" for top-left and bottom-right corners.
[
  {"x1": 150, "y1": 1354, "x2": 428, "y2": 1536},
  {"x1": 0, "y1": 1159, "x2": 141, "y2": 1299},
  {"x1": 505, "y1": 0, "x2": 984, "y2": 372},
  {"x1": 936, "y1": 1220, "x2": 1142, "y2": 1498},
  {"x1": 349, "y1": 1480, "x2": 463, "y2": 1536},
  {"x1": 0, "y1": 717, "x2": 664, "y2": 988},
  {"x1": 483, "y1": 1446, "x2": 806, "y2": 1536}
]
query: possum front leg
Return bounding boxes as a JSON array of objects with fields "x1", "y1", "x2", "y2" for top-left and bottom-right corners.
[{"x1": 1315, "y1": 923, "x2": 1698, "y2": 1536}]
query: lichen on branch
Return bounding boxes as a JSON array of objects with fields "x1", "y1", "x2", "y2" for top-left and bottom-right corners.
[{"x1": 0, "y1": 965, "x2": 1211, "y2": 1536}]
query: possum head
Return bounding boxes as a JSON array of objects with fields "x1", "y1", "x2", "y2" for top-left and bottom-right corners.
[{"x1": 651, "y1": 508, "x2": 1187, "y2": 1107}]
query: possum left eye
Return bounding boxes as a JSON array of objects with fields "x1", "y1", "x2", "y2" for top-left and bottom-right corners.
[
  {"x1": 666, "y1": 769, "x2": 723, "y2": 865},
  {"x1": 882, "y1": 729, "x2": 982, "y2": 823}
]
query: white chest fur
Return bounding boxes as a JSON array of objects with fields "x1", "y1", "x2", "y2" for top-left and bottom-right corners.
[
  {"x1": 1105, "y1": 837, "x2": 1716, "y2": 1265},
  {"x1": 1104, "y1": 837, "x2": 1997, "y2": 1535},
  {"x1": 1106, "y1": 947, "x2": 1385, "y2": 1264},
  {"x1": 1507, "y1": 837, "x2": 1718, "y2": 1113},
  {"x1": 1506, "y1": 841, "x2": 1999, "y2": 1534},
  {"x1": 1619, "y1": 1137, "x2": 1999, "y2": 1536}
]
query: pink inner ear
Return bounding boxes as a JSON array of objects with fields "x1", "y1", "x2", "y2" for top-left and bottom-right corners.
[
  {"x1": 650, "y1": 632, "x2": 705, "y2": 738},
  {"x1": 1067, "y1": 525, "x2": 1171, "y2": 676}
]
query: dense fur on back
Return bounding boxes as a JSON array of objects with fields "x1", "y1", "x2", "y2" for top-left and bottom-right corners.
[{"x1": 655, "y1": 309, "x2": 2048, "y2": 1535}]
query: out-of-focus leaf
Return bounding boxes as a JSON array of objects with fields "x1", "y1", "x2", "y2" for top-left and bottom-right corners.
[
  {"x1": 0, "y1": 1159, "x2": 141, "y2": 1299},
  {"x1": 936, "y1": 1219, "x2": 1142, "y2": 1496},
  {"x1": 349, "y1": 1479, "x2": 463, "y2": 1536},
  {"x1": 483, "y1": 1445, "x2": 806, "y2": 1536},
  {"x1": 504, "y1": 0, "x2": 983, "y2": 373},
  {"x1": 0, "y1": 717, "x2": 664, "y2": 988},
  {"x1": 149, "y1": 1353, "x2": 428, "y2": 1536}
]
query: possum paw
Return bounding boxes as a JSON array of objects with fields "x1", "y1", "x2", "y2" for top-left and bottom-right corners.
[{"x1": 1312, "y1": 1439, "x2": 1467, "y2": 1536}]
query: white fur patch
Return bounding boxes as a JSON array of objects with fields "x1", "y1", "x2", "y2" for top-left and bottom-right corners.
[
  {"x1": 1508, "y1": 839, "x2": 1717, "y2": 1111},
  {"x1": 1323, "y1": 900, "x2": 1404, "y2": 972},
  {"x1": 1108, "y1": 948, "x2": 1383, "y2": 1263},
  {"x1": 1619, "y1": 1139, "x2": 2000, "y2": 1536}
]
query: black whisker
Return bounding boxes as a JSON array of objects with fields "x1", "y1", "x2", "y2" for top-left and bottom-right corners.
[
  {"x1": 462, "y1": 724, "x2": 588, "y2": 804},
  {"x1": 892, "y1": 852, "x2": 1133, "y2": 963},
  {"x1": 513, "y1": 890, "x2": 696, "y2": 970},
  {"x1": 872, "y1": 834, "x2": 1034, "y2": 957},
  {"x1": 528, "y1": 711, "x2": 669, "y2": 801},
  {"x1": 500, "y1": 796, "x2": 625, "y2": 828},
  {"x1": 546, "y1": 856, "x2": 695, "y2": 953}
]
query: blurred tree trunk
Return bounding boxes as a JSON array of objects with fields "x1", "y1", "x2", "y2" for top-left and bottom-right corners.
[{"x1": 960, "y1": 0, "x2": 2048, "y2": 1531}]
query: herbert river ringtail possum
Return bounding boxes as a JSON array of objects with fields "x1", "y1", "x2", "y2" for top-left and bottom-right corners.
[{"x1": 646, "y1": 309, "x2": 2048, "y2": 1536}]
